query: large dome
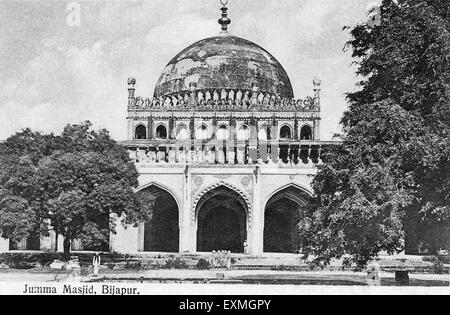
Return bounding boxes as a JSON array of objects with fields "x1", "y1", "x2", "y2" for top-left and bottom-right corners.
[{"x1": 153, "y1": 36, "x2": 294, "y2": 99}]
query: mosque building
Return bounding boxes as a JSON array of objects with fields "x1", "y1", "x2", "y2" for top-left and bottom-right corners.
[
  {"x1": 0, "y1": 2, "x2": 338, "y2": 256},
  {"x1": 110, "y1": 2, "x2": 336, "y2": 256}
]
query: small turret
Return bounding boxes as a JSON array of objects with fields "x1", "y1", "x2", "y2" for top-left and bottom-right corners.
[
  {"x1": 313, "y1": 77, "x2": 322, "y2": 104},
  {"x1": 128, "y1": 77, "x2": 136, "y2": 107}
]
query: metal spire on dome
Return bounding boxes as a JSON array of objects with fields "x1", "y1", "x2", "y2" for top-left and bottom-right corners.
[{"x1": 218, "y1": 0, "x2": 231, "y2": 34}]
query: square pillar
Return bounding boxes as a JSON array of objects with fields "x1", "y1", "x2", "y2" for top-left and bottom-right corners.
[
  {"x1": 181, "y1": 166, "x2": 196, "y2": 254},
  {"x1": 56, "y1": 234, "x2": 64, "y2": 253},
  {"x1": 0, "y1": 238, "x2": 9, "y2": 253},
  {"x1": 127, "y1": 118, "x2": 133, "y2": 140},
  {"x1": 40, "y1": 234, "x2": 53, "y2": 252},
  {"x1": 137, "y1": 223, "x2": 145, "y2": 252},
  {"x1": 180, "y1": 196, "x2": 194, "y2": 255},
  {"x1": 109, "y1": 213, "x2": 139, "y2": 254},
  {"x1": 249, "y1": 167, "x2": 264, "y2": 256},
  {"x1": 313, "y1": 119, "x2": 321, "y2": 141}
]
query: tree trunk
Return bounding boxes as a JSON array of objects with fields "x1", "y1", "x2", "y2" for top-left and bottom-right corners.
[{"x1": 63, "y1": 237, "x2": 71, "y2": 258}]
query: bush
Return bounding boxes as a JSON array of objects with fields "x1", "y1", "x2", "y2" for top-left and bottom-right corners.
[
  {"x1": 270, "y1": 265, "x2": 299, "y2": 272},
  {"x1": 164, "y1": 257, "x2": 188, "y2": 270},
  {"x1": 80, "y1": 266, "x2": 91, "y2": 277},
  {"x1": 125, "y1": 261, "x2": 142, "y2": 270},
  {"x1": 432, "y1": 260, "x2": 446, "y2": 274},
  {"x1": 196, "y1": 259, "x2": 211, "y2": 270},
  {"x1": 0, "y1": 253, "x2": 66, "y2": 269}
]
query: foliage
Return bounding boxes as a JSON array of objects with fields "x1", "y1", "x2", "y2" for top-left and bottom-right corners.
[
  {"x1": 0, "y1": 252, "x2": 66, "y2": 269},
  {"x1": 0, "y1": 189, "x2": 36, "y2": 242},
  {"x1": 164, "y1": 256, "x2": 189, "y2": 269},
  {"x1": 125, "y1": 260, "x2": 143, "y2": 270},
  {"x1": 301, "y1": 0, "x2": 450, "y2": 268},
  {"x1": 0, "y1": 121, "x2": 150, "y2": 255},
  {"x1": 195, "y1": 258, "x2": 211, "y2": 270}
]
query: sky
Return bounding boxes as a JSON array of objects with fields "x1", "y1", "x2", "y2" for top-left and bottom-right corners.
[{"x1": 0, "y1": 0, "x2": 377, "y2": 141}]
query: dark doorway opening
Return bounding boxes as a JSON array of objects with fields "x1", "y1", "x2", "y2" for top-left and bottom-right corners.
[
  {"x1": 137, "y1": 186, "x2": 179, "y2": 253},
  {"x1": 280, "y1": 126, "x2": 292, "y2": 140},
  {"x1": 300, "y1": 125, "x2": 313, "y2": 140},
  {"x1": 197, "y1": 186, "x2": 247, "y2": 253},
  {"x1": 156, "y1": 125, "x2": 168, "y2": 139},
  {"x1": 135, "y1": 125, "x2": 147, "y2": 139},
  {"x1": 264, "y1": 187, "x2": 309, "y2": 253}
]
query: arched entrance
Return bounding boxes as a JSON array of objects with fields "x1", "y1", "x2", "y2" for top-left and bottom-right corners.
[
  {"x1": 300, "y1": 125, "x2": 313, "y2": 140},
  {"x1": 135, "y1": 125, "x2": 147, "y2": 140},
  {"x1": 196, "y1": 186, "x2": 248, "y2": 253},
  {"x1": 264, "y1": 186, "x2": 310, "y2": 253},
  {"x1": 137, "y1": 186, "x2": 179, "y2": 253}
]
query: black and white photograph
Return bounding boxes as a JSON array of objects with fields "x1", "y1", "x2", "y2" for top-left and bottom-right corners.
[{"x1": 0, "y1": 0, "x2": 449, "y2": 299}]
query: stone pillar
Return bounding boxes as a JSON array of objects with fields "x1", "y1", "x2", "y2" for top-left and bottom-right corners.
[
  {"x1": 313, "y1": 119, "x2": 321, "y2": 141},
  {"x1": 40, "y1": 235, "x2": 53, "y2": 253},
  {"x1": 249, "y1": 117, "x2": 258, "y2": 163},
  {"x1": 137, "y1": 223, "x2": 144, "y2": 252},
  {"x1": 127, "y1": 118, "x2": 133, "y2": 140},
  {"x1": 211, "y1": 117, "x2": 217, "y2": 140},
  {"x1": 49, "y1": 230, "x2": 57, "y2": 252},
  {"x1": 272, "y1": 116, "x2": 279, "y2": 141},
  {"x1": 230, "y1": 116, "x2": 236, "y2": 141},
  {"x1": 227, "y1": 145, "x2": 236, "y2": 165},
  {"x1": 228, "y1": 117, "x2": 237, "y2": 164},
  {"x1": 169, "y1": 116, "x2": 175, "y2": 140},
  {"x1": 0, "y1": 238, "x2": 9, "y2": 253},
  {"x1": 237, "y1": 145, "x2": 245, "y2": 164},
  {"x1": 109, "y1": 213, "x2": 139, "y2": 254},
  {"x1": 56, "y1": 234, "x2": 64, "y2": 253},
  {"x1": 250, "y1": 166, "x2": 263, "y2": 256},
  {"x1": 148, "y1": 116, "x2": 154, "y2": 140},
  {"x1": 40, "y1": 219, "x2": 54, "y2": 252},
  {"x1": 181, "y1": 166, "x2": 195, "y2": 254},
  {"x1": 190, "y1": 116, "x2": 196, "y2": 140}
]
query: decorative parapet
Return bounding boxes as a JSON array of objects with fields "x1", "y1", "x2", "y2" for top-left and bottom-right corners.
[
  {"x1": 123, "y1": 140, "x2": 340, "y2": 167},
  {"x1": 128, "y1": 92, "x2": 319, "y2": 112}
]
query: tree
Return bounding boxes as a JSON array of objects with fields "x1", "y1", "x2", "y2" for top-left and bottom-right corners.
[
  {"x1": 0, "y1": 130, "x2": 53, "y2": 245},
  {"x1": 0, "y1": 189, "x2": 36, "y2": 243},
  {"x1": 300, "y1": 0, "x2": 450, "y2": 268},
  {"x1": 0, "y1": 121, "x2": 151, "y2": 255}
]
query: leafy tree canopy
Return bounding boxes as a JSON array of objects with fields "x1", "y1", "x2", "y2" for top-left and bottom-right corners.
[
  {"x1": 300, "y1": 0, "x2": 450, "y2": 268},
  {"x1": 0, "y1": 121, "x2": 150, "y2": 255}
]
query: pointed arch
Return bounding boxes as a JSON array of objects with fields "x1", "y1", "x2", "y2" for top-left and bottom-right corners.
[
  {"x1": 135, "y1": 182, "x2": 180, "y2": 253},
  {"x1": 300, "y1": 124, "x2": 313, "y2": 140},
  {"x1": 279, "y1": 124, "x2": 293, "y2": 140},
  {"x1": 263, "y1": 183, "x2": 313, "y2": 254},
  {"x1": 192, "y1": 181, "x2": 252, "y2": 224},
  {"x1": 155, "y1": 124, "x2": 168, "y2": 139},
  {"x1": 135, "y1": 124, "x2": 147, "y2": 140},
  {"x1": 194, "y1": 181, "x2": 251, "y2": 253},
  {"x1": 135, "y1": 181, "x2": 181, "y2": 214},
  {"x1": 264, "y1": 183, "x2": 314, "y2": 207},
  {"x1": 176, "y1": 123, "x2": 189, "y2": 140},
  {"x1": 195, "y1": 123, "x2": 209, "y2": 140},
  {"x1": 237, "y1": 124, "x2": 251, "y2": 141}
]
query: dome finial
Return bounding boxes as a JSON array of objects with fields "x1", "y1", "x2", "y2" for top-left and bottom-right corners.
[{"x1": 218, "y1": 0, "x2": 231, "y2": 34}]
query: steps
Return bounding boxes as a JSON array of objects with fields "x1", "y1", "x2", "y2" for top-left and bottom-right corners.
[{"x1": 2, "y1": 252, "x2": 448, "y2": 273}]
